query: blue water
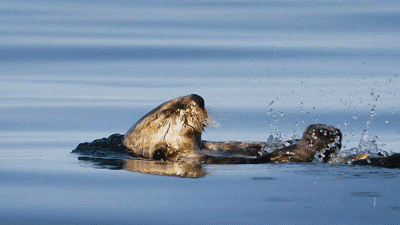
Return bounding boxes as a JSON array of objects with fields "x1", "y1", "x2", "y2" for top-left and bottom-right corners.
[{"x1": 1, "y1": 0, "x2": 400, "y2": 224}]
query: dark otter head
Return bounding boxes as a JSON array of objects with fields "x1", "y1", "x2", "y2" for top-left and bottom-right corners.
[
  {"x1": 123, "y1": 94, "x2": 209, "y2": 163},
  {"x1": 188, "y1": 94, "x2": 205, "y2": 110},
  {"x1": 302, "y1": 124, "x2": 342, "y2": 162}
]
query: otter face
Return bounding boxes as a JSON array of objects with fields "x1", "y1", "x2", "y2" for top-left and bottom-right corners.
[
  {"x1": 123, "y1": 94, "x2": 209, "y2": 163},
  {"x1": 270, "y1": 124, "x2": 342, "y2": 163},
  {"x1": 302, "y1": 124, "x2": 342, "y2": 162}
]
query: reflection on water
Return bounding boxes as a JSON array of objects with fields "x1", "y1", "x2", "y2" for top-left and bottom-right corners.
[
  {"x1": 76, "y1": 153, "x2": 400, "y2": 179},
  {"x1": 78, "y1": 156, "x2": 126, "y2": 170},
  {"x1": 125, "y1": 159, "x2": 206, "y2": 178},
  {"x1": 77, "y1": 156, "x2": 206, "y2": 178}
]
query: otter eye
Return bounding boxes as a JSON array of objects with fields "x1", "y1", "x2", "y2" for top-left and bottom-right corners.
[{"x1": 152, "y1": 149, "x2": 166, "y2": 160}]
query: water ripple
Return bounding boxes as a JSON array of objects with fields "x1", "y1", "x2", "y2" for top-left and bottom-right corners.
[{"x1": 350, "y1": 192, "x2": 383, "y2": 198}]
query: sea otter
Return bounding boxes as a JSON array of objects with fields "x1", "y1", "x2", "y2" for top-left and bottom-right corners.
[
  {"x1": 74, "y1": 94, "x2": 343, "y2": 164},
  {"x1": 122, "y1": 94, "x2": 343, "y2": 164},
  {"x1": 72, "y1": 94, "x2": 400, "y2": 177}
]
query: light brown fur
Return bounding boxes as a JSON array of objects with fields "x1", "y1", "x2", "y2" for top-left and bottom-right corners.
[{"x1": 123, "y1": 94, "x2": 208, "y2": 163}]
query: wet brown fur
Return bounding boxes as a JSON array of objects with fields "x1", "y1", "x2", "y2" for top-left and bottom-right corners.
[
  {"x1": 269, "y1": 124, "x2": 342, "y2": 163},
  {"x1": 123, "y1": 94, "x2": 343, "y2": 164},
  {"x1": 123, "y1": 94, "x2": 208, "y2": 163}
]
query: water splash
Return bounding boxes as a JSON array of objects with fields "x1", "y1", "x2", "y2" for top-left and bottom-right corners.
[
  {"x1": 205, "y1": 110, "x2": 220, "y2": 128},
  {"x1": 267, "y1": 100, "x2": 282, "y2": 139},
  {"x1": 328, "y1": 91, "x2": 392, "y2": 159},
  {"x1": 313, "y1": 135, "x2": 342, "y2": 163},
  {"x1": 354, "y1": 135, "x2": 391, "y2": 157},
  {"x1": 261, "y1": 135, "x2": 285, "y2": 153},
  {"x1": 356, "y1": 92, "x2": 385, "y2": 155},
  {"x1": 357, "y1": 106, "x2": 377, "y2": 152}
]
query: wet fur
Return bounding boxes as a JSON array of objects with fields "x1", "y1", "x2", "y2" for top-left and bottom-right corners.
[
  {"x1": 269, "y1": 124, "x2": 342, "y2": 163},
  {"x1": 122, "y1": 94, "x2": 342, "y2": 164},
  {"x1": 123, "y1": 94, "x2": 208, "y2": 163},
  {"x1": 72, "y1": 94, "x2": 399, "y2": 177}
]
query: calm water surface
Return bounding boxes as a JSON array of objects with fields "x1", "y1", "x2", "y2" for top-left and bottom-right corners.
[{"x1": 1, "y1": 0, "x2": 400, "y2": 224}]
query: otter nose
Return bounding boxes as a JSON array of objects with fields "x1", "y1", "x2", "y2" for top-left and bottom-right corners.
[{"x1": 189, "y1": 94, "x2": 205, "y2": 110}]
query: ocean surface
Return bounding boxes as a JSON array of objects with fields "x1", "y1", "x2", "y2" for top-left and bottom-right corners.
[{"x1": 1, "y1": 0, "x2": 400, "y2": 224}]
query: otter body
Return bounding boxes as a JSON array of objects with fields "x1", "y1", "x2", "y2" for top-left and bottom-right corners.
[
  {"x1": 121, "y1": 94, "x2": 342, "y2": 164},
  {"x1": 73, "y1": 94, "x2": 343, "y2": 164},
  {"x1": 71, "y1": 94, "x2": 399, "y2": 176},
  {"x1": 109, "y1": 94, "x2": 343, "y2": 164}
]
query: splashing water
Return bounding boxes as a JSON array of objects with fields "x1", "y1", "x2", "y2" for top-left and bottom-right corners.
[
  {"x1": 262, "y1": 87, "x2": 395, "y2": 163},
  {"x1": 357, "y1": 105, "x2": 377, "y2": 152},
  {"x1": 331, "y1": 92, "x2": 392, "y2": 162},
  {"x1": 266, "y1": 99, "x2": 287, "y2": 141},
  {"x1": 352, "y1": 93, "x2": 391, "y2": 157},
  {"x1": 205, "y1": 110, "x2": 220, "y2": 129},
  {"x1": 260, "y1": 134, "x2": 300, "y2": 155},
  {"x1": 351, "y1": 135, "x2": 391, "y2": 158},
  {"x1": 312, "y1": 135, "x2": 343, "y2": 163},
  {"x1": 261, "y1": 99, "x2": 289, "y2": 154},
  {"x1": 261, "y1": 135, "x2": 284, "y2": 153}
]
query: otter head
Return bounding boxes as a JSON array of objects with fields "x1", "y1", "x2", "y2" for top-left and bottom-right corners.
[
  {"x1": 123, "y1": 94, "x2": 209, "y2": 163},
  {"x1": 302, "y1": 124, "x2": 342, "y2": 162}
]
